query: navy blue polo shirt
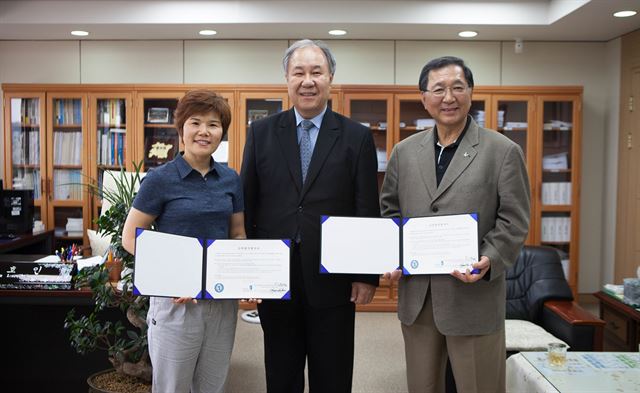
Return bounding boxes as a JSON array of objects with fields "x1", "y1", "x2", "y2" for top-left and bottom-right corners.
[{"x1": 132, "y1": 153, "x2": 243, "y2": 240}]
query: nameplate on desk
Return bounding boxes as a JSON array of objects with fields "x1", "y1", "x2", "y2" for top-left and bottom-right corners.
[{"x1": 0, "y1": 260, "x2": 77, "y2": 290}]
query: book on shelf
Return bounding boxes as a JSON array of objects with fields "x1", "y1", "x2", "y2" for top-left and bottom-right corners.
[
  {"x1": 53, "y1": 131, "x2": 82, "y2": 165},
  {"x1": 54, "y1": 99, "x2": 81, "y2": 125},
  {"x1": 99, "y1": 99, "x2": 124, "y2": 127},
  {"x1": 541, "y1": 182, "x2": 572, "y2": 205},
  {"x1": 53, "y1": 169, "x2": 82, "y2": 200},
  {"x1": 540, "y1": 217, "x2": 571, "y2": 242}
]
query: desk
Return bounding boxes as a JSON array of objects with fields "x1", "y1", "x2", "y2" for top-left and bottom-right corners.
[
  {"x1": 506, "y1": 352, "x2": 640, "y2": 392},
  {"x1": 594, "y1": 291, "x2": 640, "y2": 351},
  {"x1": 0, "y1": 254, "x2": 125, "y2": 393},
  {"x1": 0, "y1": 230, "x2": 54, "y2": 254}
]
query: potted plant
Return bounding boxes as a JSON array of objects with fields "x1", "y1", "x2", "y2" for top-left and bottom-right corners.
[{"x1": 64, "y1": 162, "x2": 152, "y2": 390}]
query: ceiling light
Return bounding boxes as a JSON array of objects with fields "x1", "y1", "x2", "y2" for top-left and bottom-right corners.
[
  {"x1": 71, "y1": 30, "x2": 89, "y2": 37},
  {"x1": 458, "y1": 31, "x2": 478, "y2": 38},
  {"x1": 328, "y1": 29, "x2": 347, "y2": 36},
  {"x1": 613, "y1": 10, "x2": 637, "y2": 18},
  {"x1": 199, "y1": 30, "x2": 217, "y2": 36}
]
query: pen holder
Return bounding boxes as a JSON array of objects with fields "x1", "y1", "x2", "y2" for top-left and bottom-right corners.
[
  {"x1": 105, "y1": 257, "x2": 123, "y2": 283},
  {"x1": 623, "y1": 278, "x2": 640, "y2": 307}
]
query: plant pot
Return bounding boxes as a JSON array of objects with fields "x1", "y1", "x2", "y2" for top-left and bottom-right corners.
[
  {"x1": 87, "y1": 368, "x2": 151, "y2": 393},
  {"x1": 105, "y1": 258, "x2": 123, "y2": 283},
  {"x1": 87, "y1": 369, "x2": 117, "y2": 393}
]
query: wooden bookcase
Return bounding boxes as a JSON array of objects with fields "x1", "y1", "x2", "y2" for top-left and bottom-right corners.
[{"x1": 2, "y1": 84, "x2": 583, "y2": 307}]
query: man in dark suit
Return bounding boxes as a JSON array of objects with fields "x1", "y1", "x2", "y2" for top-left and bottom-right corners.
[{"x1": 241, "y1": 39, "x2": 380, "y2": 392}]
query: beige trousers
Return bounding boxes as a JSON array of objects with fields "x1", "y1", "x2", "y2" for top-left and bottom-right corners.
[
  {"x1": 147, "y1": 297, "x2": 238, "y2": 393},
  {"x1": 401, "y1": 293, "x2": 506, "y2": 393}
]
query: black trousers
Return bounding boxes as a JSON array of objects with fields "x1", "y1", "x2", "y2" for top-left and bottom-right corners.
[{"x1": 257, "y1": 246, "x2": 356, "y2": 393}]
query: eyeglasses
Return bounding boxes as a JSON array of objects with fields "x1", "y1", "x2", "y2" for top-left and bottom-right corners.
[{"x1": 423, "y1": 85, "x2": 469, "y2": 97}]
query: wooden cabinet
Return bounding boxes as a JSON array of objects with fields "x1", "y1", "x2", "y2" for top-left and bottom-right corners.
[
  {"x1": 594, "y1": 291, "x2": 640, "y2": 351},
  {"x1": 2, "y1": 83, "x2": 583, "y2": 306}
]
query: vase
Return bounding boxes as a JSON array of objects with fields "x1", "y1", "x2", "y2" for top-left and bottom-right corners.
[{"x1": 105, "y1": 258, "x2": 123, "y2": 283}]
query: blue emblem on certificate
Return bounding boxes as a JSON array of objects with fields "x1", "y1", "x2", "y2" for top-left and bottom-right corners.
[
  {"x1": 214, "y1": 283, "x2": 224, "y2": 293},
  {"x1": 410, "y1": 260, "x2": 419, "y2": 269}
]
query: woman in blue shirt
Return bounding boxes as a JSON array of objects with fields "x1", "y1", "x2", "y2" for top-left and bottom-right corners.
[{"x1": 122, "y1": 90, "x2": 245, "y2": 393}]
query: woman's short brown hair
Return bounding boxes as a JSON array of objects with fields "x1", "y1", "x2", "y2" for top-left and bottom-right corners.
[{"x1": 174, "y1": 90, "x2": 232, "y2": 139}]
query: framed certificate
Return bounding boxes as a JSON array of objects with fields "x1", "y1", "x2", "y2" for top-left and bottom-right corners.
[{"x1": 133, "y1": 229, "x2": 291, "y2": 299}]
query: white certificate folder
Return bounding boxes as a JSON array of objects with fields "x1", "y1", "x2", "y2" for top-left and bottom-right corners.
[
  {"x1": 320, "y1": 214, "x2": 478, "y2": 275},
  {"x1": 133, "y1": 228, "x2": 291, "y2": 299}
]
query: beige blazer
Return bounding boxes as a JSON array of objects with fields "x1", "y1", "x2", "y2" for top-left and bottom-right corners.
[{"x1": 380, "y1": 117, "x2": 530, "y2": 335}]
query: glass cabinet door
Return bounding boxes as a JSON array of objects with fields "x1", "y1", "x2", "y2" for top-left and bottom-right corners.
[
  {"x1": 238, "y1": 92, "x2": 288, "y2": 165},
  {"x1": 46, "y1": 93, "x2": 88, "y2": 247},
  {"x1": 137, "y1": 93, "x2": 182, "y2": 171},
  {"x1": 344, "y1": 93, "x2": 393, "y2": 190},
  {"x1": 89, "y1": 93, "x2": 132, "y2": 220},
  {"x1": 395, "y1": 94, "x2": 427, "y2": 142},
  {"x1": 537, "y1": 96, "x2": 580, "y2": 290},
  {"x1": 492, "y1": 95, "x2": 535, "y2": 244},
  {"x1": 492, "y1": 96, "x2": 534, "y2": 164},
  {"x1": 3, "y1": 93, "x2": 46, "y2": 231}
]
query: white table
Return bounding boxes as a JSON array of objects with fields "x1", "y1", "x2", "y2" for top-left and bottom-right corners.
[{"x1": 506, "y1": 352, "x2": 640, "y2": 392}]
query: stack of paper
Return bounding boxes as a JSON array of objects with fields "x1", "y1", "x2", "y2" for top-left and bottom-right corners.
[
  {"x1": 414, "y1": 118, "x2": 435, "y2": 129},
  {"x1": 65, "y1": 218, "x2": 83, "y2": 237},
  {"x1": 542, "y1": 152, "x2": 569, "y2": 170}
]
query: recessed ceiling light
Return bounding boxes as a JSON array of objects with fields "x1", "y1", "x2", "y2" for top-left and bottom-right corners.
[
  {"x1": 199, "y1": 30, "x2": 217, "y2": 36},
  {"x1": 458, "y1": 31, "x2": 478, "y2": 38},
  {"x1": 71, "y1": 30, "x2": 89, "y2": 37},
  {"x1": 613, "y1": 10, "x2": 637, "y2": 18},
  {"x1": 328, "y1": 29, "x2": 347, "y2": 36}
]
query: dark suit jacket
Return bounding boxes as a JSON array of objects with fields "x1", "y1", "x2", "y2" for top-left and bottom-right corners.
[{"x1": 241, "y1": 108, "x2": 380, "y2": 308}]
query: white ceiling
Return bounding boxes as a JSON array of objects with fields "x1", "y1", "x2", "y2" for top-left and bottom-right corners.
[{"x1": 0, "y1": 0, "x2": 639, "y2": 41}]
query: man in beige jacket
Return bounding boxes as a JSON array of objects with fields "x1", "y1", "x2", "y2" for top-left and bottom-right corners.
[{"x1": 380, "y1": 56, "x2": 530, "y2": 393}]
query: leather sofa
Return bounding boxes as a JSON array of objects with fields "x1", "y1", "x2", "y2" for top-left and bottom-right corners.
[{"x1": 505, "y1": 245, "x2": 604, "y2": 353}]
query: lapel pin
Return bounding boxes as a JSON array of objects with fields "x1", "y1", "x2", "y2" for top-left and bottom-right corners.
[{"x1": 463, "y1": 152, "x2": 470, "y2": 158}]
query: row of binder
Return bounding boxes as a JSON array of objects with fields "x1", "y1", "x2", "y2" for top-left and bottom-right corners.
[
  {"x1": 541, "y1": 182, "x2": 572, "y2": 205},
  {"x1": 98, "y1": 128, "x2": 126, "y2": 166},
  {"x1": 12, "y1": 169, "x2": 41, "y2": 199},
  {"x1": 11, "y1": 129, "x2": 40, "y2": 165},
  {"x1": 53, "y1": 169, "x2": 82, "y2": 200},
  {"x1": 541, "y1": 217, "x2": 571, "y2": 242},
  {"x1": 98, "y1": 99, "x2": 125, "y2": 127},
  {"x1": 12, "y1": 98, "x2": 40, "y2": 125},
  {"x1": 54, "y1": 99, "x2": 82, "y2": 125},
  {"x1": 53, "y1": 131, "x2": 82, "y2": 165}
]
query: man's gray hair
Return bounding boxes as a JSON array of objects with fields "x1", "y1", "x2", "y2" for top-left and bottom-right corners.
[{"x1": 283, "y1": 39, "x2": 337, "y2": 76}]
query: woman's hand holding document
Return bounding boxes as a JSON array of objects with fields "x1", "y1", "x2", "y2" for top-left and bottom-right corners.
[{"x1": 320, "y1": 214, "x2": 478, "y2": 276}]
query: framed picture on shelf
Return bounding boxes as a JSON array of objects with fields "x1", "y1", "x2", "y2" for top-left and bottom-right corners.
[
  {"x1": 147, "y1": 107, "x2": 170, "y2": 124},
  {"x1": 248, "y1": 109, "x2": 269, "y2": 124}
]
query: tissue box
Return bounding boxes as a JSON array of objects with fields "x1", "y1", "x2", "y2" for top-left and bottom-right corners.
[{"x1": 623, "y1": 278, "x2": 640, "y2": 307}]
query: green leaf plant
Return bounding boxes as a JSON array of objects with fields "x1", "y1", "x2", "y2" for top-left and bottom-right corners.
[{"x1": 64, "y1": 161, "x2": 152, "y2": 382}]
